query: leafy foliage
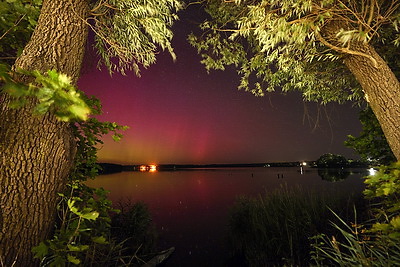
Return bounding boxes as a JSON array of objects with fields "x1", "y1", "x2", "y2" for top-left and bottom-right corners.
[
  {"x1": 0, "y1": 67, "x2": 130, "y2": 265},
  {"x1": 316, "y1": 153, "x2": 349, "y2": 168},
  {"x1": 310, "y1": 209, "x2": 400, "y2": 267},
  {"x1": 345, "y1": 106, "x2": 396, "y2": 165},
  {"x1": 364, "y1": 162, "x2": 400, "y2": 238},
  {"x1": 0, "y1": 65, "x2": 162, "y2": 266},
  {"x1": 112, "y1": 201, "x2": 158, "y2": 257},
  {"x1": 0, "y1": 66, "x2": 137, "y2": 265},
  {"x1": 0, "y1": 0, "x2": 183, "y2": 76},
  {"x1": 312, "y1": 163, "x2": 400, "y2": 266},
  {"x1": 189, "y1": 0, "x2": 400, "y2": 103},
  {"x1": 91, "y1": 0, "x2": 183, "y2": 75},
  {"x1": 0, "y1": 64, "x2": 92, "y2": 121},
  {"x1": 0, "y1": 0, "x2": 42, "y2": 64},
  {"x1": 32, "y1": 184, "x2": 115, "y2": 266}
]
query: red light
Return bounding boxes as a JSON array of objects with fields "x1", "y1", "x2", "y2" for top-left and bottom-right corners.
[
  {"x1": 139, "y1": 165, "x2": 147, "y2": 172},
  {"x1": 139, "y1": 164, "x2": 157, "y2": 172},
  {"x1": 149, "y1": 165, "x2": 157, "y2": 172}
]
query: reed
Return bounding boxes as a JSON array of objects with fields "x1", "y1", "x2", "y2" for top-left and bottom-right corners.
[
  {"x1": 311, "y1": 209, "x2": 400, "y2": 267},
  {"x1": 312, "y1": 163, "x2": 400, "y2": 266},
  {"x1": 227, "y1": 184, "x2": 363, "y2": 266}
]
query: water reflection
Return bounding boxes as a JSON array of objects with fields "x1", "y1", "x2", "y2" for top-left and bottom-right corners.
[
  {"x1": 86, "y1": 167, "x2": 366, "y2": 266},
  {"x1": 317, "y1": 168, "x2": 351, "y2": 181},
  {"x1": 317, "y1": 168, "x2": 369, "y2": 182}
]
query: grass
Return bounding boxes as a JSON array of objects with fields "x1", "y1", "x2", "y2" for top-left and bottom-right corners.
[{"x1": 227, "y1": 184, "x2": 365, "y2": 266}]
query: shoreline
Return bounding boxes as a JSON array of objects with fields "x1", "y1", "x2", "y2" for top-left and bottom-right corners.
[{"x1": 97, "y1": 161, "x2": 369, "y2": 174}]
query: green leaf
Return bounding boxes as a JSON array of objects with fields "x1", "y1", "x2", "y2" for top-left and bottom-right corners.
[
  {"x1": 112, "y1": 133, "x2": 122, "y2": 142},
  {"x1": 32, "y1": 242, "x2": 48, "y2": 259},
  {"x1": 81, "y1": 211, "x2": 99, "y2": 220},
  {"x1": 3, "y1": 82, "x2": 28, "y2": 97},
  {"x1": 67, "y1": 254, "x2": 81, "y2": 265},
  {"x1": 92, "y1": 236, "x2": 108, "y2": 244},
  {"x1": 67, "y1": 104, "x2": 90, "y2": 121},
  {"x1": 34, "y1": 102, "x2": 52, "y2": 115},
  {"x1": 372, "y1": 222, "x2": 390, "y2": 232},
  {"x1": 67, "y1": 244, "x2": 89, "y2": 252},
  {"x1": 390, "y1": 216, "x2": 400, "y2": 229},
  {"x1": 67, "y1": 199, "x2": 81, "y2": 216}
]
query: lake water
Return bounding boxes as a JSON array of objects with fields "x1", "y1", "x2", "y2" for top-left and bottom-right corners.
[{"x1": 86, "y1": 167, "x2": 367, "y2": 266}]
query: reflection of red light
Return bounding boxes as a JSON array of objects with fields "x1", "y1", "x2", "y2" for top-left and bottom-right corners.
[{"x1": 149, "y1": 165, "x2": 157, "y2": 172}]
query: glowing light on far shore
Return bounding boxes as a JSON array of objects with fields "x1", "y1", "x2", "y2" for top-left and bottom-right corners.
[
  {"x1": 139, "y1": 164, "x2": 158, "y2": 172},
  {"x1": 140, "y1": 165, "x2": 147, "y2": 172}
]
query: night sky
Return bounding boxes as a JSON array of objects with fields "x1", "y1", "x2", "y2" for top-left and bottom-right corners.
[{"x1": 77, "y1": 6, "x2": 362, "y2": 165}]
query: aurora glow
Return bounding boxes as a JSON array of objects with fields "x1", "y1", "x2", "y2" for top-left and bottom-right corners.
[{"x1": 77, "y1": 8, "x2": 362, "y2": 165}]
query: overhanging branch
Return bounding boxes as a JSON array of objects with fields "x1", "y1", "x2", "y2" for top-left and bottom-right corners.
[{"x1": 315, "y1": 31, "x2": 378, "y2": 68}]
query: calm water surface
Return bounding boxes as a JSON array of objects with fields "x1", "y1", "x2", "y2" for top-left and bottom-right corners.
[{"x1": 86, "y1": 167, "x2": 366, "y2": 266}]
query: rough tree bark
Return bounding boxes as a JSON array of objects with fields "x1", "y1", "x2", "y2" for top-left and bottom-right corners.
[
  {"x1": 320, "y1": 20, "x2": 400, "y2": 161},
  {"x1": 344, "y1": 42, "x2": 400, "y2": 161},
  {"x1": 0, "y1": 0, "x2": 89, "y2": 265}
]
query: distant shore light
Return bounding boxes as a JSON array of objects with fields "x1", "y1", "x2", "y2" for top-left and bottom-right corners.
[
  {"x1": 140, "y1": 165, "x2": 147, "y2": 172},
  {"x1": 139, "y1": 164, "x2": 157, "y2": 172},
  {"x1": 368, "y1": 168, "x2": 377, "y2": 176}
]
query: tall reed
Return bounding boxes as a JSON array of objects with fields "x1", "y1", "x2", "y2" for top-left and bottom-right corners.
[
  {"x1": 227, "y1": 184, "x2": 363, "y2": 266},
  {"x1": 312, "y1": 163, "x2": 400, "y2": 266}
]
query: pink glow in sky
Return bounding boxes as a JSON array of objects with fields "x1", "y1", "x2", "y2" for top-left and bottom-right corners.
[{"x1": 77, "y1": 8, "x2": 362, "y2": 165}]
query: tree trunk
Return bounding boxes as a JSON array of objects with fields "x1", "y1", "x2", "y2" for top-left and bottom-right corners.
[
  {"x1": 0, "y1": 0, "x2": 89, "y2": 265},
  {"x1": 343, "y1": 42, "x2": 400, "y2": 161}
]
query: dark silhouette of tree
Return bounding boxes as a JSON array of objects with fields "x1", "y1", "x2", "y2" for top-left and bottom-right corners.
[{"x1": 346, "y1": 106, "x2": 396, "y2": 165}]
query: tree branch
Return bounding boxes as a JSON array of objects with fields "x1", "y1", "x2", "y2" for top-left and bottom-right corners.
[
  {"x1": 0, "y1": 14, "x2": 26, "y2": 42},
  {"x1": 315, "y1": 31, "x2": 378, "y2": 68},
  {"x1": 367, "y1": 0, "x2": 376, "y2": 26}
]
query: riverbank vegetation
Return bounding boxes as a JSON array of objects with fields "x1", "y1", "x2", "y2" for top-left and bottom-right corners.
[
  {"x1": 227, "y1": 184, "x2": 366, "y2": 266},
  {"x1": 227, "y1": 163, "x2": 400, "y2": 267},
  {"x1": 312, "y1": 163, "x2": 400, "y2": 266},
  {"x1": 226, "y1": 102, "x2": 400, "y2": 266}
]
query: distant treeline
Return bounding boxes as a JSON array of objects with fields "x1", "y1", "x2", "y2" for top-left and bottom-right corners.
[
  {"x1": 98, "y1": 162, "x2": 307, "y2": 174},
  {"x1": 156, "y1": 162, "x2": 302, "y2": 170},
  {"x1": 98, "y1": 163, "x2": 124, "y2": 174},
  {"x1": 98, "y1": 160, "x2": 369, "y2": 174}
]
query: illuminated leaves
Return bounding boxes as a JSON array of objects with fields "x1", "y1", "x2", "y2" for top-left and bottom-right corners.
[
  {"x1": 190, "y1": 0, "x2": 400, "y2": 104},
  {"x1": 362, "y1": 163, "x2": 400, "y2": 242},
  {"x1": 0, "y1": 65, "x2": 91, "y2": 121},
  {"x1": 33, "y1": 189, "x2": 113, "y2": 265},
  {"x1": 0, "y1": 0, "x2": 182, "y2": 76},
  {"x1": 67, "y1": 199, "x2": 100, "y2": 220},
  {"x1": 91, "y1": 0, "x2": 183, "y2": 76},
  {"x1": 364, "y1": 162, "x2": 400, "y2": 199}
]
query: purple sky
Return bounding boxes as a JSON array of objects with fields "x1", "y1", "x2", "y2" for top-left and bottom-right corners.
[{"x1": 77, "y1": 8, "x2": 362, "y2": 165}]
